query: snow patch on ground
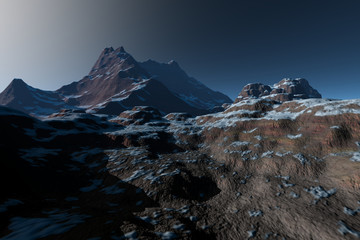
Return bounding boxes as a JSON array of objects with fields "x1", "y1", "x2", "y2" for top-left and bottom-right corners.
[
  {"x1": 261, "y1": 151, "x2": 273, "y2": 158},
  {"x1": 254, "y1": 135, "x2": 262, "y2": 141},
  {"x1": 243, "y1": 128, "x2": 257, "y2": 133},
  {"x1": 155, "y1": 231, "x2": 178, "y2": 240},
  {"x1": 338, "y1": 221, "x2": 360, "y2": 238},
  {"x1": 275, "y1": 151, "x2": 292, "y2": 157},
  {"x1": 248, "y1": 210, "x2": 263, "y2": 217},
  {"x1": 287, "y1": 134, "x2": 302, "y2": 139},
  {"x1": 304, "y1": 186, "x2": 336, "y2": 199},
  {"x1": 289, "y1": 192, "x2": 300, "y2": 198},
  {"x1": 229, "y1": 141, "x2": 250, "y2": 147},
  {"x1": 199, "y1": 98, "x2": 360, "y2": 131},
  {"x1": 343, "y1": 206, "x2": 359, "y2": 216},
  {"x1": 351, "y1": 152, "x2": 360, "y2": 162},
  {"x1": 293, "y1": 153, "x2": 310, "y2": 165}
]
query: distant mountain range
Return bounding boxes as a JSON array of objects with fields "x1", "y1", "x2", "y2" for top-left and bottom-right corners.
[{"x1": 0, "y1": 47, "x2": 232, "y2": 117}]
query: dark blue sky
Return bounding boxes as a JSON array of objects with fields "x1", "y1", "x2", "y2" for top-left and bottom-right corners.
[{"x1": 1, "y1": 0, "x2": 359, "y2": 100}]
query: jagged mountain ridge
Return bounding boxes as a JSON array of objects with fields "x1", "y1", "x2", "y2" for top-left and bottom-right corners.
[
  {"x1": 0, "y1": 47, "x2": 231, "y2": 116},
  {"x1": 56, "y1": 47, "x2": 152, "y2": 107},
  {"x1": 57, "y1": 47, "x2": 209, "y2": 115},
  {"x1": 139, "y1": 59, "x2": 232, "y2": 110}
]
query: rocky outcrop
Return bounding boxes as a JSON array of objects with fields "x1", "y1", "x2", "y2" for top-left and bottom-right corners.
[
  {"x1": 237, "y1": 83, "x2": 272, "y2": 99},
  {"x1": 164, "y1": 112, "x2": 192, "y2": 121},
  {"x1": 235, "y1": 78, "x2": 322, "y2": 103},
  {"x1": 111, "y1": 106, "x2": 163, "y2": 125}
]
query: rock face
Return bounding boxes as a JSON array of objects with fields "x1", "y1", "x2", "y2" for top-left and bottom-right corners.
[
  {"x1": 236, "y1": 78, "x2": 322, "y2": 103},
  {"x1": 0, "y1": 47, "x2": 231, "y2": 116}
]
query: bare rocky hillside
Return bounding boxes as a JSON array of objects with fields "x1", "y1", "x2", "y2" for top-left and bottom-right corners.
[{"x1": 1, "y1": 95, "x2": 360, "y2": 239}]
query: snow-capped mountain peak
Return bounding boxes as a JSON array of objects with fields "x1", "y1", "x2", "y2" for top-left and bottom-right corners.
[{"x1": 0, "y1": 47, "x2": 231, "y2": 116}]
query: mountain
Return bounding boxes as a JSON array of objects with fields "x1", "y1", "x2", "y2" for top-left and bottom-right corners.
[
  {"x1": 0, "y1": 47, "x2": 231, "y2": 117},
  {"x1": 56, "y1": 47, "x2": 208, "y2": 115},
  {"x1": 56, "y1": 47, "x2": 151, "y2": 108},
  {"x1": 2, "y1": 45, "x2": 360, "y2": 240},
  {"x1": 140, "y1": 59, "x2": 232, "y2": 110},
  {"x1": 236, "y1": 78, "x2": 322, "y2": 103},
  {"x1": 1, "y1": 94, "x2": 360, "y2": 239},
  {"x1": 0, "y1": 78, "x2": 67, "y2": 116}
]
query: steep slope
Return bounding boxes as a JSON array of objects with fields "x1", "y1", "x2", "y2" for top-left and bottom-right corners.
[
  {"x1": 56, "y1": 47, "x2": 151, "y2": 107},
  {"x1": 90, "y1": 78, "x2": 208, "y2": 115},
  {"x1": 0, "y1": 78, "x2": 68, "y2": 116},
  {"x1": 140, "y1": 59, "x2": 232, "y2": 110},
  {"x1": 236, "y1": 78, "x2": 322, "y2": 102},
  {"x1": 56, "y1": 47, "x2": 212, "y2": 115}
]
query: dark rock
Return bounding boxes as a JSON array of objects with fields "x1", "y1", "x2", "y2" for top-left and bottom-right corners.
[
  {"x1": 0, "y1": 78, "x2": 68, "y2": 116},
  {"x1": 140, "y1": 60, "x2": 232, "y2": 109},
  {"x1": 164, "y1": 112, "x2": 193, "y2": 121},
  {"x1": 238, "y1": 83, "x2": 272, "y2": 99},
  {"x1": 113, "y1": 106, "x2": 163, "y2": 125},
  {"x1": 235, "y1": 78, "x2": 321, "y2": 103}
]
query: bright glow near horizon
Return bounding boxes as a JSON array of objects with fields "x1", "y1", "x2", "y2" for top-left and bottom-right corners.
[{"x1": 0, "y1": 0, "x2": 360, "y2": 100}]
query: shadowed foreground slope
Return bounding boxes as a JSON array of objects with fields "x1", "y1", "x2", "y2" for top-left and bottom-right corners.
[{"x1": 0, "y1": 97, "x2": 360, "y2": 239}]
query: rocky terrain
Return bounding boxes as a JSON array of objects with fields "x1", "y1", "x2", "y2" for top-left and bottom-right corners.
[
  {"x1": 0, "y1": 45, "x2": 359, "y2": 239},
  {"x1": 1, "y1": 74, "x2": 360, "y2": 239},
  {"x1": 236, "y1": 78, "x2": 322, "y2": 102}
]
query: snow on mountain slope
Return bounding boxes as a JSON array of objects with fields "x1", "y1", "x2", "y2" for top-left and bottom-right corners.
[
  {"x1": 1, "y1": 47, "x2": 228, "y2": 116},
  {"x1": 0, "y1": 79, "x2": 69, "y2": 116},
  {"x1": 140, "y1": 59, "x2": 232, "y2": 110},
  {"x1": 89, "y1": 78, "x2": 208, "y2": 115},
  {"x1": 56, "y1": 47, "x2": 151, "y2": 107},
  {"x1": 56, "y1": 47, "x2": 220, "y2": 115}
]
